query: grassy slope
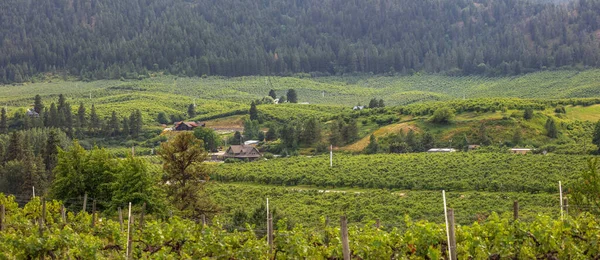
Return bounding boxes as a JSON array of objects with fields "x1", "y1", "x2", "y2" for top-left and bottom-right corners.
[{"x1": 4, "y1": 69, "x2": 600, "y2": 114}]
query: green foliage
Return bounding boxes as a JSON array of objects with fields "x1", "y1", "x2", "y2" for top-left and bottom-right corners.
[
  {"x1": 593, "y1": 120, "x2": 600, "y2": 154},
  {"x1": 158, "y1": 132, "x2": 215, "y2": 218},
  {"x1": 157, "y1": 112, "x2": 169, "y2": 124},
  {"x1": 249, "y1": 102, "x2": 258, "y2": 121},
  {"x1": 51, "y1": 141, "x2": 117, "y2": 204},
  {"x1": 364, "y1": 134, "x2": 379, "y2": 154},
  {"x1": 193, "y1": 127, "x2": 221, "y2": 152},
  {"x1": 1, "y1": 194, "x2": 600, "y2": 258},
  {"x1": 286, "y1": 89, "x2": 298, "y2": 103},
  {"x1": 110, "y1": 155, "x2": 166, "y2": 214},
  {"x1": 524, "y1": 108, "x2": 534, "y2": 120},
  {"x1": 214, "y1": 153, "x2": 589, "y2": 193},
  {"x1": 545, "y1": 118, "x2": 558, "y2": 138},
  {"x1": 243, "y1": 120, "x2": 260, "y2": 140},
  {"x1": 3, "y1": 0, "x2": 600, "y2": 82},
  {"x1": 428, "y1": 107, "x2": 455, "y2": 124},
  {"x1": 187, "y1": 104, "x2": 196, "y2": 118}
]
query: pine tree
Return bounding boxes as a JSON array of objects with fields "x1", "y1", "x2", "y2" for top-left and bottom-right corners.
[
  {"x1": 300, "y1": 117, "x2": 321, "y2": 145},
  {"x1": 122, "y1": 117, "x2": 130, "y2": 136},
  {"x1": 329, "y1": 120, "x2": 343, "y2": 146},
  {"x1": 232, "y1": 131, "x2": 242, "y2": 145},
  {"x1": 512, "y1": 128, "x2": 523, "y2": 145},
  {"x1": 42, "y1": 108, "x2": 49, "y2": 127},
  {"x1": 129, "y1": 109, "x2": 143, "y2": 137},
  {"x1": 249, "y1": 102, "x2": 258, "y2": 121},
  {"x1": 77, "y1": 102, "x2": 87, "y2": 129},
  {"x1": 420, "y1": 131, "x2": 435, "y2": 151},
  {"x1": 265, "y1": 127, "x2": 277, "y2": 141},
  {"x1": 57, "y1": 94, "x2": 66, "y2": 112},
  {"x1": 364, "y1": 134, "x2": 379, "y2": 154},
  {"x1": 63, "y1": 103, "x2": 73, "y2": 137},
  {"x1": 34, "y1": 94, "x2": 44, "y2": 114},
  {"x1": 48, "y1": 103, "x2": 58, "y2": 128},
  {"x1": 545, "y1": 118, "x2": 558, "y2": 138},
  {"x1": 378, "y1": 99, "x2": 385, "y2": 108},
  {"x1": 157, "y1": 112, "x2": 169, "y2": 124},
  {"x1": 342, "y1": 120, "x2": 359, "y2": 144},
  {"x1": 44, "y1": 129, "x2": 60, "y2": 172},
  {"x1": 109, "y1": 111, "x2": 120, "y2": 136},
  {"x1": 0, "y1": 107, "x2": 8, "y2": 134},
  {"x1": 268, "y1": 89, "x2": 277, "y2": 99},
  {"x1": 368, "y1": 98, "x2": 378, "y2": 108},
  {"x1": 90, "y1": 104, "x2": 100, "y2": 133},
  {"x1": 187, "y1": 104, "x2": 196, "y2": 118},
  {"x1": 479, "y1": 123, "x2": 491, "y2": 145},
  {"x1": 286, "y1": 89, "x2": 298, "y2": 103},
  {"x1": 524, "y1": 108, "x2": 534, "y2": 120},
  {"x1": 6, "y1": 131, "x2": 24, "y2": 162},
  {"x1": 593, "y1": 120, "x2": 600, "y2": 154}
]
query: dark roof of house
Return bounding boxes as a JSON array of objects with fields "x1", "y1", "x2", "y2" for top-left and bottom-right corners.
[
  {"x1": 174, "y1": 121, "x2": 206, "y2": 129},
  {"x1": 226, "y1": 145, "x2": 262, "y2": 158}
]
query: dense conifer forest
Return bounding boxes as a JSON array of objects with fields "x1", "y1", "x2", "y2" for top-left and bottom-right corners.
[{"x1": 1, "y1": 0, "x2": 600, "y2": 83}]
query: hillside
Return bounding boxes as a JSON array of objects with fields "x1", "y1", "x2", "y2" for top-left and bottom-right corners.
[{"x1": 1, "y1": 0, "x2": 600, "y2": 83}]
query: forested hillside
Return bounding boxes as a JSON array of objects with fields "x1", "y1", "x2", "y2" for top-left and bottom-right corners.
[{"x1": 1, "y1": 0, "x2": 600, "y2": 83}]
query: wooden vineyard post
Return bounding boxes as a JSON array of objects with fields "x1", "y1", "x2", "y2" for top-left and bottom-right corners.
[
  {"x1": 340, "y1": 216, "x2": 350, "y2": 260},
  {"x1": 447, "y1": 208, "x2": 457, "y2": 260},
  {"x1": 513, "y1": 200, "x2": 519, "y2": 220},
  {"x1": 82, "y1": 193, "x2": 87, "y2": 213},
  {"x1": 91, "y1": 199, "x2": 97, "y2": 228},
  {"x1": 140, "y1": 202, "x2": 146, "y2": 231},
  {"x1": 267, "y1": 213, "x2": 273, "y2": 254},
  {"x1": 126, "y1": 202, "x2": 132, "y2": 259},
  {"x1": 61, "y1": 205, "x2": 66, "y2": 224},
  {"x1": 201, "y1": 214, "x2": 207, "y2": 226},
  {"x1": 0, "y1": 204, "x2": 5, "y2": 231},
  {"x1": 127, "y1": 215, "x2": 134, "y2": 259},
  {"x1": 118, "y1": 207, "x2": 124, "y2": 233},
  {"x1": 39, "y1": 198, "x2": 46, "y2": 236},
  {"x1": 376, "y1": 219, "x2": 381, "y2": 229}
]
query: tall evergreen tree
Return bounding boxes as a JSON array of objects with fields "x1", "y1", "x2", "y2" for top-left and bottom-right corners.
[
  {"x1": 265, "y1": 127, "x2": 277, "y2": 141},
  {"x1": 300, "y1": 117, "x2": 321, "y2": 145},
  {"x1": 187, "y1": 104, "x2": 196, "y2": 118},
  {"x1": 44, "y1": 129, "x2": 60, "y2": 172},
  {"x1": 33, "y1": 95, "x2": 44, "y2": 114},
  {"x1": 286, "y1": 89, "x2": 298, "y2": 103},
  {"x1": 48, "y1": 103, "x2": 58, "y2": 128},
  {"x1": 249, "y1": 102, "x2": 258, "y2": 121},
  {"x1": 6, "y1": 131, "x2": 24, "y2": 162},
  {"x1": 268, "y1": 89, "x2": 277, "y2": 99},
  {"x1": 524, "y1": 108, "x2": 534, "y2": 120},
  {"x1": 364, "y1": 134, "x2": 379, "y2": 154},
  {"x1": 122, "y1": 117, "x2": 130, "y2": 136},
  {"x1": 0, "y1": 107, "x2": 7, "y2": 134},
  {"x1": 62, "y1": 103, "x2": 73, "y2": 137},
  {"x1": 77, "y1": 102, "x2": 87, "y2": 130},
  {"x1": 109, "y1": 111, "x2": 120, "y2": 136},
  {"x1": 378, "y1": 99, "x2": 385, "y2": 108},
  {"x1": 545, "y1": 118, "x2": 558, "y2": 138},
  {"x1": 593, "y1": 120, "x2": 600, "y2": 154},
  {"x1": 90, "y1": 104, "x2": 100, "y2": 133}
]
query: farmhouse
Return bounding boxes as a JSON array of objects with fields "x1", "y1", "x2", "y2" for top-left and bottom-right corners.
[
  {"x1": 173, "y1": 121, "x2": 206, "y2": 131},
  {"x1": 225, "y1": 145, "x2": 262, "y2": 161},
  {"x1": 510, "y1": 148, "x2": 531, "y2": 154}
]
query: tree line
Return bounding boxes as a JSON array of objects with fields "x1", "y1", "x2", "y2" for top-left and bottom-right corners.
[
  {"x1": 0, "y1": 95, "x2": 143, "y2": 139},
  {"x1": 2, "y1": 0, "x2": 600, "y2": 83}
]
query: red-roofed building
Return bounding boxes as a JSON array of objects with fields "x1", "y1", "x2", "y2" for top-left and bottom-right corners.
[{"x1": 173, "y1": 121, "x2": 206, "y2": 131}]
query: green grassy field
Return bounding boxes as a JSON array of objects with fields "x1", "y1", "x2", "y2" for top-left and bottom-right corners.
[{"x1": 4, "y1": 69, "x2": 600, "y2": 117}]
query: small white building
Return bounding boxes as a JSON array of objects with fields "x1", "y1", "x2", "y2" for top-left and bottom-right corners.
[
  {"x1": 353, "y1": 105, "x2": 365, "y2": 110},
  {"x1": 427, "y1": 148, "x2": 457, "y2": 153},
  {"x1": 244, "y1": 140, "x2": 260, "y2": 146},
  {"x1": 510, "y1": 148, "x2": 531, "y2": 154}
]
